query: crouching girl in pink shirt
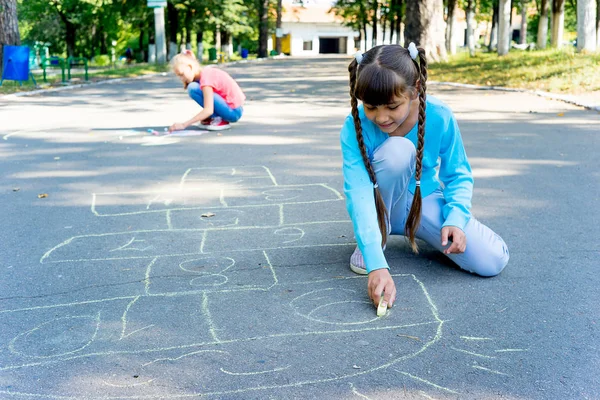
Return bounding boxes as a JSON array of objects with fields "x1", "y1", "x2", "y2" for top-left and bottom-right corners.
[{"x1": 169, "y1": 50, "x2": 245, "y2": 132}]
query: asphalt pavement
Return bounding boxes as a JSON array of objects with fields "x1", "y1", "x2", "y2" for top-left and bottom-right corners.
[{"x1": 0, "y1": 56, "x2": 599, "y2": 399}]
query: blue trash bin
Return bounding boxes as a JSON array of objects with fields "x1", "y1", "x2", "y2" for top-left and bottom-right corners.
[
  {"x1": 241, "y1": 49, "x2": 249, "y2": 59},
  {"x1": 2, "y1": 45, "x2": 30, "y2": 82}
]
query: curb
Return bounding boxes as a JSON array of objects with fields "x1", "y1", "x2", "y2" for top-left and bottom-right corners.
[
  {"x1": 429, "y1": 80, "x2": 600, "y2": 112},
  {"x1": 0, "y1": 57, "x2": 271, "y2": 99}
]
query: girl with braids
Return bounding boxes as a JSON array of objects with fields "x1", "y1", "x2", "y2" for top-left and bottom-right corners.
[{"x1": 341, "y1": 43, "x2": 509, "y2": 311}]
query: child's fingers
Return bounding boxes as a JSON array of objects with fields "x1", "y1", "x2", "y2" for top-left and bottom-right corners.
[
  {"x1": 444, "y1": 241, "x2": 461, "y2": 254},
  {"x1": 441, "y1": 227, "x2": 449, "y2": 246},
  {"x1": 383, "y1": 283, "x2": 396, "y2": 307}
]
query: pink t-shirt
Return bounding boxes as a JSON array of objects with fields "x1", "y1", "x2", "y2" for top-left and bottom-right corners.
[{"x1": 200, "y1": 67, "x2": 245, "y2": 109}]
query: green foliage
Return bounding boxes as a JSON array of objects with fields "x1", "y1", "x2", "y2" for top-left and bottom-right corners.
[
  {"x1": 429, "y1": 49, "x2": 600, "y2": 93},
  {"x1": 91, "y1": 54, "x2": 110, "y2": 66}
]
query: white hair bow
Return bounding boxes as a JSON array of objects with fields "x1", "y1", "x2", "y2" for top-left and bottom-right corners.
[
  {"x1": 354, "y1": 52, "x2": 363, "y2": 65},
  {"x1": 407, "y1": 42, "x2": 419, "y2": 60}
]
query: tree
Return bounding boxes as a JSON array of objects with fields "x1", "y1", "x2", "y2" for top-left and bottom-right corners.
[
  {"x1": 371, "y1": 0, "x2": 378, "y2": 47},
  {"x1": 537, "y1": 0, "x2": 550, "y2": 48},
  {"x1": 445, "y1": 0, "x2": 458, "y2": 54},
  {"x1": 330, "y1": 0, "x2": 369, "y2": 51},
  {"x1": 276, "y1": 0, "x2": 282, "y2": 54},
  {"x1": 466, "y1": 0, "x2": 476, "y2": 56},
  {"x1": 519, "y1": 0, "x2": 528, "y2": 44},
  {"x1": 404, "y1": 0, "x2": 447, "y2": 61},
  {"x1": 551, "y1": 0, "x2": 565, "y2": 46},
  {"x1": 498, "y1": 0, "x2": 511, "y2": 54},
  {"x1": 597, "y1": 0, "x2": 600, "y2": 49},
  {"x1": 577, "y1": 0, "x2": 597, "y2": 51},
  {"x1": 257, "y1": 0, "x2": 269, "y2": 57},
  {"x1": 0, "y1": 0, "x2": 21, "y2": 75}
]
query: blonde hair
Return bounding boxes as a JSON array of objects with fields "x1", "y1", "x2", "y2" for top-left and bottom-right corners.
[
  {"x1": 170, "y1": 50, "x2": 200, "y2": 72},
  {"x1": 170, "y1": 50, "x2": 201, "y2": 89}
]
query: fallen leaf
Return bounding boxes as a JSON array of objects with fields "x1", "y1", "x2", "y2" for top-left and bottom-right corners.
[
  {"x1": 201, "y1": 212, "x2": 216, "y2": 218},
  {"x1": 557, "y1": 113, "x2": 564, "y2": 117},
  {"x1": 38, "y1": 193, "x2": 48, "y2": 198}
]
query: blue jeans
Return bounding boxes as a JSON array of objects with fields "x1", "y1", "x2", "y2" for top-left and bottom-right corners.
[
  {"x1": 187, "y1": 82, "x2": 243, "y2": 123},
  {"x1": 372, "y1": 137, "x2": 510, "y2": 277}
]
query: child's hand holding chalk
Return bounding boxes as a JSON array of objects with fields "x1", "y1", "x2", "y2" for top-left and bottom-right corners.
[{"x1": 367, "y1": 268, "x2": 396, "y2": 316}]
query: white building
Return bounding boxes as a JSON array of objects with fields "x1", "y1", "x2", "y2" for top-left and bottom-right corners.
[
  {"x1": 268, "y1": 0, "x2": 357, "y2": 56},
  {"x1": 268, "y1": 0, "x2": 493, "y2": 56}
]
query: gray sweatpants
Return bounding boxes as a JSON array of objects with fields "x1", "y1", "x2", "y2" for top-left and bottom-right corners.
[{"x1": 371, "y1": 137, "x2": 509, "y2": 277}]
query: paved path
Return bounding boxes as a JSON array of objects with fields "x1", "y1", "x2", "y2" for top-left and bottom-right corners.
[{"x1": 1, "y1": 57, "x2": 599, "y2": 399}]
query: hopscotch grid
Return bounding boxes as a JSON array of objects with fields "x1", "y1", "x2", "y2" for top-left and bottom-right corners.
[
  {"x1": 41, "y1": 242, "x2": 357, "y2": 264},
  {"x1": 91, "y1": 198, "x2": 343, "y2": 217},
  {"x1": 5, "y1": 167, "x2": 463, "y2": 398},
  {"x1": 1, "y1": 320, "x2": 442, "y2": 372}
]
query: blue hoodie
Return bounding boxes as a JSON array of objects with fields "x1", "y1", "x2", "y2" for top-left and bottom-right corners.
[{"x1": 340, "y1": 95, "x2": 473, "y2": 273}]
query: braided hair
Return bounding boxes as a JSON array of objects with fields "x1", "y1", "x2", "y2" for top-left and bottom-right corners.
[{"x1": 348, "y1": 44, "x2": 428, "y2": 252}]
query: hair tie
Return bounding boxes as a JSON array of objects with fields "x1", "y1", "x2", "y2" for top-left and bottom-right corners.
[
  {"x1": 354, "y1": 52, "x2": 364, "y2": 65},
  {"x1": 407, "y1": 42, "x2": 419, "y2": 60},
  {"x1": 415, "y1": 180, "x2": 421, "y2": 187},
  {"x1": 373, "y1": 183, "x2": 379, "y2": 189}
]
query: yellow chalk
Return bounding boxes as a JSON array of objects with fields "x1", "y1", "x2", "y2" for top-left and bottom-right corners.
[{"x1": 377, "y1": 296, "x2": 387, "y2": 317}]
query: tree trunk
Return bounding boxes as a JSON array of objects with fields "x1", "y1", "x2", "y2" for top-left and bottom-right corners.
[
  {"x1": 382, "y1": 11, "x2": 387, "y2": 43},
  {"x1": 372, "y1": 0, "x2": 379, "y2": 47},
  {"x1": 167, "y1": 1, "x2": 179, "y2": 58},
  {"x1": 185, "y1": 8, "x2": 192, "y2": 49},
  {"x1": 404, "y1": 0, "x2": 447, "y2": 61},
  {"x1": 0, "y1": 0, "x2": 20, "y2": 76},
  {"x1": 537, "y1": 0, "x2": 549, "y2": 48},
  {"x1": 551, "y1": 0, "x2": 565, "y2": 46},
  {"x1": 577, "y1": 0, "x2": 597, "y2": 51},
  {"x1": 466, "y1": 0, "x2": 476, "y2": 56},
  {"x1": 389, "y1": 0, "x2": 397, "y2": 43},
  {"x1": 489, "y1": 0, "x2": 499, "y2": 50},
  {"x1": 276, "y1": 0, "x2": 282, "y2": 54},
  {"x1": 139, "y1": 24, "x2": 146, "y2": 61},
  {"x1": 258, "y1": 0, "x2": 269, "y2": 58},
  {"x1": 597, "y1": 0, "x2": 600, "y2": 49},
  {"x1": 498, "y1": 0, "x2": 511, "y2": 54},
  {"x1": 395, "y1": 0, "x2": 404, "y2": 44},
  {"x1": 65, "y1": 20, "x2": 77, "y2": 57},
  {"x1": 196, "y1": 31, "x2": 204, "y2": 62},
  {"x1": 446, "y1": 0, "x2": 457, "y2": 54},
  {"x1": 520, "y1": 0, "x2": 528, "y2": 44}
]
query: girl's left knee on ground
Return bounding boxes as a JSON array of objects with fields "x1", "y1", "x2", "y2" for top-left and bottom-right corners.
[{"x1": 469, "y1": 246, "x2": 509, "y2": 277}]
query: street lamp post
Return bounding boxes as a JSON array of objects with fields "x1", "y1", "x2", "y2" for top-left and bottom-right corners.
[{"x1": 147, "y1": 0, "x2": 167, "y2": 64}]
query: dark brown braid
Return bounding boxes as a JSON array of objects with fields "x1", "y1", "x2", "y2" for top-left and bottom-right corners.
[
  {"x1": 348, "y1": 58, "x2": 389, "y2": 247},
  {"x1": 404, "y1": 47, "x2": 428, "y2": 253}
]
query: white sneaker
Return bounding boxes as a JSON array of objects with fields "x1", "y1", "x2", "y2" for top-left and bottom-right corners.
[
  {"x1": 205, "y1": 117, "x2": 231, "y2": 131},
  {"x1": 350, "y1": 246, "x2": 367, "y2": 275}
]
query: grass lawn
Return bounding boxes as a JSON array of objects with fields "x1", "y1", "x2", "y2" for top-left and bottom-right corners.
[
  {"x1": 428, "y1": 48, "x2": 600, "y2": 94},
  {"x1": 0, "y1": 63, "x2": 170, "y2": 95}
]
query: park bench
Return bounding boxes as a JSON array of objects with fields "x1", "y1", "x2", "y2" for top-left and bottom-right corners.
[
  {"x1": 67, "y1": 56, "x2": 89, "y2": 81},
  {"x1": 40, "y1": 56, "x2": 66, "y2": 83}
]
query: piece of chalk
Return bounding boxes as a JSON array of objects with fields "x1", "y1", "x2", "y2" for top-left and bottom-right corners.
[{"x1": 377, "y1": 297, "x2": 387, "y2": 317}]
